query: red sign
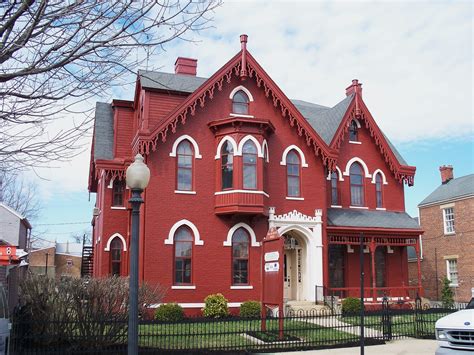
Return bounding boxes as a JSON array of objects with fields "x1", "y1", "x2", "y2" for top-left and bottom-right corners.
[
  {"x1": 0, "y1": 246, "x2": 22, "y2": 265},
  {"x1": 261, "y1": 227, "x2": 284, "y2": 337}
]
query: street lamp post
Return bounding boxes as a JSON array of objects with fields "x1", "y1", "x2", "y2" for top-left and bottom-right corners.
[{"x1": 125, "y1": 154, "x2": 150, "y2": 355}]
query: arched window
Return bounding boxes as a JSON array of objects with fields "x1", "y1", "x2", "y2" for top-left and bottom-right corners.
[
  {"x1": 350, "y1": 163, "x2": 364, "y2": 206},
  {"x1": 176, "y1": 140, "x2": 193, "y2": 191},
  {"x1": 375, "y1": 173, "x2": 383, "y2": 208},
  {"x1": 174, "y1": 226, "x2": 193, "y2": 285},
  {"x1": 232, "y1": 90, "x2": 249, "y2": 114},
  {"x1": 286, "y1": 150, "x2": 301, "y2": 197},
  {"x1": 331, "y1": 171, "x2": 339, "y2": 205},
  {"x1": 232, "y1": 228, "x2": 249, "y2": 285},
  {"x1": 221, "y1": 141, "x2": 234, "y2": 190},
  {"x1": 112, "y1": 179, "x2": 125, "y2": 206},
  {"x1": 242, "y1": 141, "x2": 257, "y2": 189},
  {"x1": 349, "y1": 120, "x2": 358, "y2": 141},
  {"x1": 110, "y1": 237, "x2": 123, "y2": 276}
]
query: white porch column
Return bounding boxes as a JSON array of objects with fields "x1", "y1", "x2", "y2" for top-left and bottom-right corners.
[{"x1": 313, "y1": 209, "x2": 323, "y2": 301}]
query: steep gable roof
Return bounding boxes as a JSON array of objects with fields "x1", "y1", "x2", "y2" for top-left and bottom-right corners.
[
  {"x1": 418, "y1": 174, "x2": 474, "y2": 207},
  {"x1": 138, "y1": 70, "x2": 207, "y2": 93},
  {"x1": 134, "y1": 49, "x2": 339, "y2": 168},
  {"x1": 93, "y1": 102, "x2": 114, "y2": 161}
]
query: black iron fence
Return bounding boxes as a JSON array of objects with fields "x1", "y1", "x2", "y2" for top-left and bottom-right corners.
[{"x1": 10, "y1": 300, "x2": 464, "y2": 354}]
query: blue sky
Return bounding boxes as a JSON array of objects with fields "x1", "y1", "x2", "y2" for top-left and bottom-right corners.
[{"x1": 30, "y1": 0, "x2": 473, "y2": 244}]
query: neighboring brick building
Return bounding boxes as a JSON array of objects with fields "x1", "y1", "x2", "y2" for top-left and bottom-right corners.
[
  {"x1": 88, "y1": 35, "x2": 422, "y2": 312},
  {"x1": 29, "y1": 242, "x2": 82, "y2": 280},
  {"x1": 416, "y1": 166, "x2": 474, "y2": 302}
]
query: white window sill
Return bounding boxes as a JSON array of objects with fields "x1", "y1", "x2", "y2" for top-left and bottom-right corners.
[
  {"x1": 111, "y1": 206, "x2": 127, "y2": 210},
  {"x1": 171, "y1": 285, "x2": 196, "y2": 290},
  {"x1": 444, "y1": 232, "x2": 456, "y2": 236},
  {"x1": 229, "y1": 113, "x2": 254, "y2": 118},
  {"x1": 376, "y1": 207, "x2": 386, "y2": 211},
  {"x1": 286, "y1": 197, "x2": 304, "y2": 201},
  {"x1": 230, "y1": 285, "x2": 253, "y2": 290},
  {"x1": 349, "y1": 206, "x2": 368, "y2": 209},
  {"x1": 330, "y1": 205, "x2": 342, "y2": 208},
  {"x1": 174, "y1": 190, "x2": 196, "y2": 195},
  {"x1": 449, "y1": 283, "x2": 459, "y2": 288},
  {"x1": 349, "y1": 141, "x2": 362, "y2": 145}
]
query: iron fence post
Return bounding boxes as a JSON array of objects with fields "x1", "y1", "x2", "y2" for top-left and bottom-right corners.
[{"x1": 415, "y1": 293, "x2": 422, "y2": 338}]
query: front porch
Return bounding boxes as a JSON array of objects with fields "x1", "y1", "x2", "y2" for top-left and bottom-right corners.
[{"x1": 327, "y1": 233, "x2": 423, "y2": 303}]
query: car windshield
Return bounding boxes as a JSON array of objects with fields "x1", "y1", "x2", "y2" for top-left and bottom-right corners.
[{"x1": 466, "y1": 298, "x2": 474, "y2": 309}]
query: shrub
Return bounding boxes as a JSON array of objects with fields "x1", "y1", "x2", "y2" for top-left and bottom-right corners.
[
  {"x1": 155, "y1": 303, "x2": 184, "y2": 322},
  {"x1": 441, "y1": 277, "x2": 455, "y2": 309},
  {"x1": 240, "y1": 301, "x2": 261, "y2": 318},
  {"x1": 202, "y1": 293, "x2": 229, "y2": 318},
  {"x1": 342, "y1": 297, "x2": 362, "y2": 315}
]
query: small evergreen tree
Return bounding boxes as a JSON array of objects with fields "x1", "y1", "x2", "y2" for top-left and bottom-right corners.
[{"x1": 441, "y1": 277, "x2": 455, "y2": 309}]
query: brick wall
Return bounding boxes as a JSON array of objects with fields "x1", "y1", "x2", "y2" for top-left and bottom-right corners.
[{"x1": 410, "y1": 197, "x2": 474, "y2": 302}]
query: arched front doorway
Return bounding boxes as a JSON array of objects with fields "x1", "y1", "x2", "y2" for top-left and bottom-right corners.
[{"x1": 282, "y1": 230, "x2": 307, "y2": 302}]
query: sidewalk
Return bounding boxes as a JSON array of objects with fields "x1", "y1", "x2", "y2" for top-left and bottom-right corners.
[{"x1": 263, "y1": 339, "x2": 438, "y2": 355}]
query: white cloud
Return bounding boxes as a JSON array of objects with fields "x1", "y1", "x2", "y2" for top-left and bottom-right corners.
[{"x1": 32, "y1": 0, "x2": 473, "y2": 197}]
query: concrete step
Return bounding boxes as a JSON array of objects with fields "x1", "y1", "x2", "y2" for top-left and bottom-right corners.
[{"x1": 285, "y1": 301, "x2": 330, "y2": 315}]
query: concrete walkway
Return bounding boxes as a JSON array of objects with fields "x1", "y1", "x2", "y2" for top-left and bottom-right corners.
[{"x1": 262, "y1": 339, "x2": 438, "y2": 355}]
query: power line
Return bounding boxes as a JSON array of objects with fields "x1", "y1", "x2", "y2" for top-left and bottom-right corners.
[{"x1": 35, "y1": 221, "x2": 90, "y2": 226}]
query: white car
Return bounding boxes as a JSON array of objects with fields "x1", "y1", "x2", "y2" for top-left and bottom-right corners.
[{"x1": 435, "y1": 297, "x2": 474, "y2": 354}]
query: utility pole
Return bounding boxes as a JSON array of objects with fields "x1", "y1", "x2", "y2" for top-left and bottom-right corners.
[{"x1": 45, "y1": 252, "x2": 49, "y2": 276}]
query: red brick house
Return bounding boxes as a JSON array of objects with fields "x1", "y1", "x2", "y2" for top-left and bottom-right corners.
[
  {"x1": 416, "y1": 166, "x2": 474, "y2": 303},
  {"x1": 88, "y1": 35, "x2": 422, "y2": 312}
]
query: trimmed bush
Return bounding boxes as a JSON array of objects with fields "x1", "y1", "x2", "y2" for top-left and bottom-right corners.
[
  {"x1": 240, "y1": 301, "x2": 261, "y2": 318},
  {"x1": 202, "y1": 293, "x2": 229, "y2": 318},
  {"x1": 342, "y1": 297, "x2": 362, "y2": 315},
  {"x1": 154, "y1": 303, "x2": 184, "y2": 322}
]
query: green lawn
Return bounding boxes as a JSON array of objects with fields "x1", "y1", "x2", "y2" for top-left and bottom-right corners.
[{"x1": 138, "y1": 318, "x2": 356, "y2": 350}]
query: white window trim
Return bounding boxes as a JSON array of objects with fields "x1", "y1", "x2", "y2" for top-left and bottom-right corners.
[
  {"x1": 236, "y1": 135, "x2": 264, "y2": 157},
  {"x1": 280, "y1": 145, "x2": 308, "y2": 167},
  {"x1": 262, "y1": 139, "x2": 269, "y2": 162},
  {"x1": 169, "y1": 135, "x2": 202, "y2": 159},
  {"x1": 223, "y1": 222, "x2": 260, "y2": 247},
  {"x1": 446, "y1": 259, "x2": 459, "y2": 287},
  {"x1": 442, "y1": 207, "x2": 455, "y2": 235},
  {"x1": 286, "y1": 197, "x2": 304, "y2": 201},
  {"x1": 343, "y1": 157, "x2": 372, "y2": 178},
  {"x1": 165, "y1": 219, "x2": 204, "y2": 246},
  {"x1": 174, "y1": 190, "x2": 196, "y2": 195},
  {"x1": 326, "y1": 166, "x2": 344, "y2": 181},
  {"x1": 104, "y1": 233, "x2": 127, "y2": 252},
  {"x1": 171, "y1": 285, "x2": 196, "y2": 290},
  {"x1": 331, "y1": 205, "x2": 343, "y2": 208},
  {"x1": 350, "y1": 118, "x2": 362, "y2": 128},
  {"x1": 230, "y1": 285, "x2": 253, "y2": 290},
  {"x1": 215, "y1": 136, "x2": 238, "y2": 160},
  {"x1": 215, "y1": 190, "x2": 269, "y2": 198},
  {"x1": 349, "y1": 141, "x2": 362, "y2": 145},
  {"x1": 350, "y1": 206, "x2": 369, "y2": 209},
  {"x1": 229, "y1": 85, "x2": 254, "y2": 102},
  {"x1": 371, "y1": 169, "x2": 388, "y2": 185},
  {"x1": 111, "y1": 206, "x2": 127, "y2": 210},
  {"x1": 230, "y1": 113, "x2": 255, "y2": 118}
]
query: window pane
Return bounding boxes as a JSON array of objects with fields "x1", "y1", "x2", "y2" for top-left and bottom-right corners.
[
  {"x1": 175, "y1": 242, "x2": 192, "y2": 257},
  {"x1": 243, "y1": 165, "x2": 256, "y2": 189},
  {"x1": 222, "y1": 166, "x2": 233, "y2": 189},
  {"x1": 177, "y1": 168, "x2": 192, "y2": 191},
  {"x1": 288, "y1": 176, "x2": 300, "y2": 197},
  {"x1": 349, "y1": 120, "x2": 358, "y2": 141},
  {"x1": 175, "y1": 227, "x2": 193, "y2": 241},
  {"x1": 232, "y1": 91, "x2": 249, "y2": 114},
  {"x1": 287, "y1": 151, "x2": 299, "y2": 164},
  {"x1": 111, "y1": 262, "x2": 120, "y2": 276},
  {"x1": 233, "y1": 259, "x2": 248, "y2": 284},
  {"x1": 178, "y1": 155, "x2": 192, "y2": 168},
  {"x1": 351, "y1": 186, "x2": 363, "y2": 206},
  {"x1": 242, "y1": 141, "x2": 257, "y2": 154},
  {"x1": 177, "y1": 141, "x2": 193, "y2": 155}
]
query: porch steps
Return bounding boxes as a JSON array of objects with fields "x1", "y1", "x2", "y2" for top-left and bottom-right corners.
[{"x1": 285, "y1": 301, "x2": 330, "y2": 315}]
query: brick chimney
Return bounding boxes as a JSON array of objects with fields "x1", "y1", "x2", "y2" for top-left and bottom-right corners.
[
  {"x1": 346, "y1": 79, "x2": 362, "y2": 97},
  {"x1": 439, "y1": 165, "x2": 454, "y2": 184},
  {"x1": 174, "y1": 57, "x2": 197, "y2": 76}
]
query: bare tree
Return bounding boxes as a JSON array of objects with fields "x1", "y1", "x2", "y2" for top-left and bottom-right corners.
[
  {"x1": 71, "y1": 229, "x2": 92, "y2": 245},
  {"x1": 0, "y1": 0, "x2": 220, "y2": 171},
  {"x1": 0, "y1": 170, "x2": 41, "y2": 221}
]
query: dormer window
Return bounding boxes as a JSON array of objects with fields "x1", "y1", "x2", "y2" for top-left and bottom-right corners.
[
  {"x1": 349, "y1": 120, "x2": 358, "y2": 141},
  {"x1": 232, "y1": 90, "x2": 249, "y2": 115}
]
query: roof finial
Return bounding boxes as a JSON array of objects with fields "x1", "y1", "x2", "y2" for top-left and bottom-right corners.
[{"x1": 240, "y1": 34, "x2": 248, "y2": 79}]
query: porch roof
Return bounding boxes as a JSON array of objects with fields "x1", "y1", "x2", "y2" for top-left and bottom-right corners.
[{"x1": 327, "y1": 208, "x2": 421, "y2": 230}]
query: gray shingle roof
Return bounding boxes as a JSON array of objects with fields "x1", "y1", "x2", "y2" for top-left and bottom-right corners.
[
  {"x1": 93, "y1": 102, "x2": 114, "y2": 160},
  {"x1": 138, "y1": 70, "x2": 207, "y2": 93},
  {"x1": 93, "y1": 70, "x2": 409, "y2": 167},
  {"x1": 418, "y1": 174, "x2": 474, "y2": 207},
  {"x1": 327, "y1": 208, "x2": 421, "y2": 229},
  {"x1": 292, "y1": 95, "x2": 354, "y2": 145}
]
